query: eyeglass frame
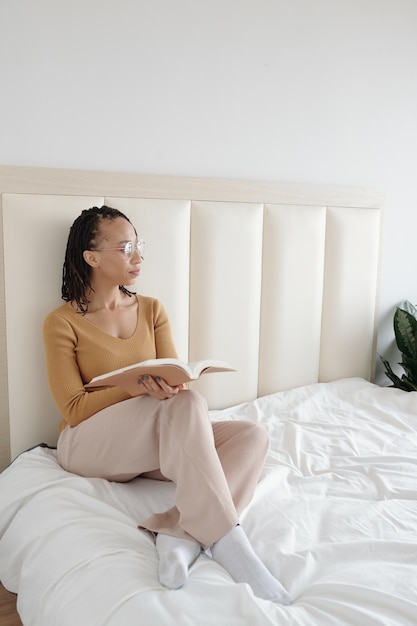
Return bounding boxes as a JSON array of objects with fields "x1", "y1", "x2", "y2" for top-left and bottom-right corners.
[{"x1": 88, "y1": 239, "x2": 145, "y2": 259}]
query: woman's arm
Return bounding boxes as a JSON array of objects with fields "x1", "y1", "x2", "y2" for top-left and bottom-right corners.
[{"x1": 43, "y1": 312, "x2": 131, "y2": 427}]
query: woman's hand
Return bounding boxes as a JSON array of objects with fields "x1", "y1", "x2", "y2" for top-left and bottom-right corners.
[{"x1": 137, "y1": 375, "x2": 184, "y2": 400}]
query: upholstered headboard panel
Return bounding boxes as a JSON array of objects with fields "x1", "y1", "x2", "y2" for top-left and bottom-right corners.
[{"x1": 0, "y1": 166, "x2": 384, "y2": 469}]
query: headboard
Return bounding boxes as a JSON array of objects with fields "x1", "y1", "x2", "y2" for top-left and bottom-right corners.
[{"x1": 0, "y1": 165, "x2": 384, "y2": 470}]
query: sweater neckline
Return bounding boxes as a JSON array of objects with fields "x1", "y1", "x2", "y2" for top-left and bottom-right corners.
[{"x1": 67, "y1": 294, "x2": 141, "y2": 341}]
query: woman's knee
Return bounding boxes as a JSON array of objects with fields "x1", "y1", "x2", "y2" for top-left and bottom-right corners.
[
  {"x1": 184, "y1": 388, "x2": 207, "y2": 405},
  {"x1": 244, "y1": 421, "x2": 269, "y2": 452},
  {"x1": 214, "y1": 420, "x2": 269, "y2": 456},
  {"x1": 170, "y1": 388, "x2": 208, "y2": 412},
  {"x1": 255, "y1": 422, "x2": 269, "y2": 446},
  {"x1": 161, "y1": 389, "x2": 210, "y2": 428}
]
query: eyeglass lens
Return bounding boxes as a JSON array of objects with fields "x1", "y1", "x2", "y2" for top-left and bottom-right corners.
[{"x1": 126, "y1": 240, "x2": 145, "y2": 258}]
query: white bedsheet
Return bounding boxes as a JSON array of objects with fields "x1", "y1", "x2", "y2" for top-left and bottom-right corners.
[{"x1": 1, "y1": 378, "x2": 417, "y2": 625}]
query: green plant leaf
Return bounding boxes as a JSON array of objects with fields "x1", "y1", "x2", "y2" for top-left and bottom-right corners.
[
  {"x1": 394, "y1": 308, "x2": 417, "y2": 359},
  {"x1": 380, "y1": 301, "x2": 417, "y2": 392},
  {"x1": 401, "y1": 353, "x2": 417, "y2": 380},
  {"x1": 399, "y1": 299, "x2": 417, "y2": 320},
  {"x1": 379, "y1": 355, "x2": 412, "y2": 390},
  {"x1": 399, "y1": 375, "x2": 417, "y2": 392}
]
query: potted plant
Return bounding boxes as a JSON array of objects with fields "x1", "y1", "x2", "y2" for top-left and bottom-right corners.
[{"x1": 381, "y1": 299, "x2": 417, "y2": 391}]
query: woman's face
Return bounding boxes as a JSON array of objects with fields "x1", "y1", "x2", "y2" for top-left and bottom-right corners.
[{"x1": 87, "y1": 217, "x2": 142, "y2": 287}]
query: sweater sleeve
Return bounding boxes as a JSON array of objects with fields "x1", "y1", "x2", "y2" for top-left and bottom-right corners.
[
  {"x1": 43, "y1": 311, "x2": 130, "y2": 428},
  {"x1": 152, "y1": 299, "x2": 179, "y2": 359}
]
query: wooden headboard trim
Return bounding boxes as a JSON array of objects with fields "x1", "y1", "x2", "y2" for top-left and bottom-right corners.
[{"x1": 0, "y1": 164, "x2": 384, "y2": 206}]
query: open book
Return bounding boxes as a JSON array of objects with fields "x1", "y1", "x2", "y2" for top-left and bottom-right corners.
[{"x1": 85, "y1": 358, "x2": 236, "y2": 395}]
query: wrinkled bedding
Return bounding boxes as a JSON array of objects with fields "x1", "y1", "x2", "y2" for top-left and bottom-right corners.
[{"x1": 1, "y1": 378, "x2": 417, "y2": 625}]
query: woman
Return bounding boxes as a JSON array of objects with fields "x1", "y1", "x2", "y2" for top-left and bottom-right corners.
[{"x1": 43, "y1": 205, "x2": 290, "y2": 604}]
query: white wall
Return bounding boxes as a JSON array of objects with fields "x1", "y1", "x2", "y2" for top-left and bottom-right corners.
[{"x1": 1, "y1": 0, "x2": 416, "y2": 383}]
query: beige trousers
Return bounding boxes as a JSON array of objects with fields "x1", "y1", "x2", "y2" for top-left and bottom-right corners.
[{"x1": 57, "y1": 389, "x2": 269, "y2": 548}]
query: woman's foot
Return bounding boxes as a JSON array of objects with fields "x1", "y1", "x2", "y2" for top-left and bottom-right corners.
[
  {"x1": 156, "y1": 533, "x2": 201, "y2": 589},
  {"x1": 211, "y1": 525, "x2": 291, "y2": 604}
]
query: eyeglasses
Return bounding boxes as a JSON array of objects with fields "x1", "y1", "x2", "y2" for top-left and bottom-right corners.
[{"x1": 90, "y1": 240, "x2": 145, "y2": 259}]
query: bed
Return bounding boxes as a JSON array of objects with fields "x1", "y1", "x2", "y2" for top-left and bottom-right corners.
[{"x1": 1, "y1": 165, "x2": 416, "y2": 625}]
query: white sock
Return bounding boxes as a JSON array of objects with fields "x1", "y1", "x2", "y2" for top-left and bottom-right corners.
[
  {"x1": 211, "y1": 525, "x2": 291, "y2": 604},
  {"x1": 156, "y1": 533, "x2": 201, "y2": 589}
]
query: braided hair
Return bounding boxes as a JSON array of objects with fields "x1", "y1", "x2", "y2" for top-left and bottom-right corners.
[{"x1": 62, "y1": 205, "x2": 136, "y2": 313}]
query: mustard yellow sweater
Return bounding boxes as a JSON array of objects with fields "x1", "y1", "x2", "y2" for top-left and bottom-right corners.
[{"x1": 43, "y1": 295, "x2": 177, "y2": 431}]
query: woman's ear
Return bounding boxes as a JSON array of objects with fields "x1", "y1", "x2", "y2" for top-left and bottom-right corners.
[{"x1": 83, "y1": 249, "x2": 99, "y2": 268}]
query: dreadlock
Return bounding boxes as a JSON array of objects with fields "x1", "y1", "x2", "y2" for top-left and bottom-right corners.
[{"x1": 62, "y1": 205, "x2": 136, "y2": 313}]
